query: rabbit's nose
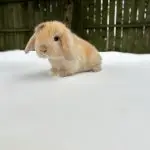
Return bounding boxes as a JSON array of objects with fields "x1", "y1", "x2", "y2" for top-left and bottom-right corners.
[
  {"x1": 40, "y1": 49, "x2": 47, "y2": 53},
  {"x1": 39, "y1": 44, "x2": 48, "y2": 53}
]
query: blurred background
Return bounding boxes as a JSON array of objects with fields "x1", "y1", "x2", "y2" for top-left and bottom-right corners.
[{"x1": 0, "y1": 0, "x2": 150, "y2": 53}]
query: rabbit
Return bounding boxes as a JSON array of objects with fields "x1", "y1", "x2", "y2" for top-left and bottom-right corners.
[{"x1": 24, "y1": 20, "x2": 102, "y2": 77}]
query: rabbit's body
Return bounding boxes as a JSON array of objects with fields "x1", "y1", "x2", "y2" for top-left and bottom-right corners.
[
  {"x1": 24, "y1": 20, "x2": 102, "y2": 77},
  {"x1": 48, "y1": 33, "x2": 101, "y2": 76}
]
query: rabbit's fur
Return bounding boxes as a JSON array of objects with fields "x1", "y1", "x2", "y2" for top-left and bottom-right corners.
[{"x1": 24, "y1": 20, "x2": 102, "y2": 77}]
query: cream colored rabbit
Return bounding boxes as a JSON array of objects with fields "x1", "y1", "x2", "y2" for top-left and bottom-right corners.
[{"x1": 24, "y1": 20, "x2": 102, "y2": 77}]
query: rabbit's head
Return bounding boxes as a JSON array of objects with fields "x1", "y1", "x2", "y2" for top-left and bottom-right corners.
[{"x1": 24, "y1": 21, "x2": 74, "y2": 60}]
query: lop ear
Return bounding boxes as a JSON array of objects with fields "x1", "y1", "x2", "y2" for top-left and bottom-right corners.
[
  {"x1": 60, "y1": 30, "x2": 74, "y2": 60},
  {"x1": 24, "y1": 33, "x2": 36, "y2": 53},
  {"x1": 24, "y1": 22, "x2": 46, "y2": 54}
]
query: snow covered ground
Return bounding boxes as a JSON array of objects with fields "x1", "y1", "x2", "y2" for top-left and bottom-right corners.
[{"x1": 0, "y1": 50, "x2": 150, "y2": 150}]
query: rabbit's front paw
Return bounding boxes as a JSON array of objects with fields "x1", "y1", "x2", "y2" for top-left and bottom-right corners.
[
  {"x1": 50, "y1": 68, "x2": 59, "y2": 76},
  {"x1": 91, "y1": 65, "x2": 101, "y2": 72},
  {"x1": 58, "y1": 69, "x2": 73, "y2": 77}
]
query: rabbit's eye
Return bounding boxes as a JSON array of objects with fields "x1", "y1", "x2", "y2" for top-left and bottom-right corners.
[{"x1": 54, "y1": 36, "x2": 59, "y2": 41}]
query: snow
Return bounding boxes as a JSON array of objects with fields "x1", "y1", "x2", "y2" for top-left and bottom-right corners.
[{"x1": 0, "y1": 50, "x2": 150, "y2": 150}]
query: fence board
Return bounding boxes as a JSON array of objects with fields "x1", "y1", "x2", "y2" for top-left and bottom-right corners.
[
  {"x1": 145, "y1": 0, "x2": 150, "y2": 53},
  {"x1": 34, "y1": 2, "x2": 44, "y2": 25},
  {"x1": 71, "y1": 0, "x2": 83, "y2": 36},
  {"x1": 134, "y1": 0, "x2": 146, "y2": 53},
  {"x1": 0, "y1": 4, "x2": 4, "y2": 50},
  {"x1": 108, "y1": 0, "x2": 115, "y2": 50},
  {"x1": 82, "y1": 0, "x2": 97, "y2": 49},
  {"x1": 102, "y1": 0, "x2": 108, "y2": 50},
  {"x1": 130, "y1": 0, "x2": 138, "y2": 53},
  {"x1": 46, "y1": 1, "x2": 63, "y2": 21},
  {"x1": 3, "y1": 3, "x2": 9, "y2": 49},
  {"x1": 84, "y1": 0, "x2": 95, "y2": 45},
  {"x1": 122, "y1": 0, "x2": 135, "y2": 52},
  {"x1": 88, "y1": 0, "x2": 101, "y2": 50},
  {"x1": 127, "y1": 0, "x2": 138, "y2": 53},
  {"x1": 115, "y1": 0, "x2": 123, "y2": 51},
  {"x1": 121, "y1": 0, "x2": 129, "y2": 52},
  {"x1": 24, "y1": 1, "x2": 34, "y2": 48},
  {"x1": 96, "y1": 0, "x2": 106, "y2": 50}
]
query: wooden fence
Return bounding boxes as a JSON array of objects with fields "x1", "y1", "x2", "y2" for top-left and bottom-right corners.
[
  {"x1": 79, "y1": 0, "x2": 150, "y2": 53},
  {"x1": 0, "y1": 0, "x2": 150, "y2": 53},
  {"x1": 0, "y1": 0, "x2": 67, "y2": 50}
]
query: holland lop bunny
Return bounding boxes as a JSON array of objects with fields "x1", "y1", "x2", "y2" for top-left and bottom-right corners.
[{"x1": 24, "y1": 20, "x2": 102, "y2": 77}]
